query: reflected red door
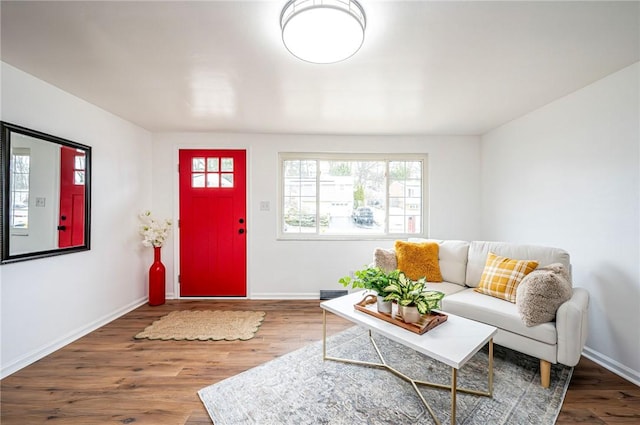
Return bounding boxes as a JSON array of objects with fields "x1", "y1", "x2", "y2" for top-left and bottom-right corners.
[
  {"x1": 59, "y1": 146, "x2": 85, "y2": 248},
  {"x1": 179, "y1": 149, "x2": 246, "y2": 296}
]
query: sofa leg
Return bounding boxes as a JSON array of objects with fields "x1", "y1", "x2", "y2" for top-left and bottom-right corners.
[{"x1": 540, "y1": 360, "x2": 551, "y2": 388}]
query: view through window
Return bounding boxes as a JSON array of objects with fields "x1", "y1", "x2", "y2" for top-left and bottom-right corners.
[
  {"x1": 280, "y1": 154, "x2": 427, "y2": 237},
  {"x1": 10, "y1": 148, "x2": 30, "y2": 229}
]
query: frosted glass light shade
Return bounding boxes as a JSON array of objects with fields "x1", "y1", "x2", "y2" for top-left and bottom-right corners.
[{"x1": 280, "y1": 0, "x2": 366, "y2": 64}]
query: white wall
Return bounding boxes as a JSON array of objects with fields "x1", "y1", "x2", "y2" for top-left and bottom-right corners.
[
  {"x1": 152, "y1": 132, "x2": 481, "y2": 299},
  {"x1": 0, "y1": 63, "x2": 153, "y2": 378},
  {"x1": 480, "y1": 63, "x2": 640, "y2": 384}
]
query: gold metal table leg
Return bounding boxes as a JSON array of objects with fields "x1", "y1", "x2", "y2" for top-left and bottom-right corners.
[
  {"x1": 489, "y1": 338, "x2": 494, "y2": 396},
  {"x1": 451, "y1": 367, "x2": 457, "y2": 425},
  {"x1": 322, "y1": 309, "x2": 327, "y2": 360}
]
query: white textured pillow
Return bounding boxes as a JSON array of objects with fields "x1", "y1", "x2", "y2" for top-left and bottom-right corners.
[
  {"x1": 374, "y1": 248, "x2": 397, "y2": 272},
  {"x1": 516, "y1": 263, "x2": 572, "y2": 327}
]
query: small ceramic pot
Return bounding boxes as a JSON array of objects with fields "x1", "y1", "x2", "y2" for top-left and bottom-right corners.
[
  {"x1": 399, "y1": 305, "x2": 421, "y2": 324},
  {"x1": 376, "y1": 295, "x2": 392, "y2": 314}
]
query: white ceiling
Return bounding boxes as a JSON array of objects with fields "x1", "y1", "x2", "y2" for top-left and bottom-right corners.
[{"x1": 1, "y1": 1, "x2": 638, "y2": 135}]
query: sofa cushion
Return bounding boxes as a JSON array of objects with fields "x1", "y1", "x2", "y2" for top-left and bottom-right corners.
[
  {"x1": 373, "y1": 248, "x2": 397, "y2": 273},
  {"x1": 466, "y1": 241, "x2": 571, "y2": 287},
  {"x1": 424, "y1": 281, "x2": 467, "y2": 297},
  {"x1": 475, "y1": 252, "x2": 538, "y2": 302},
  {"x1": 516, "y1": 263, "x2": 572, "y2": 326},
  {"x1": 394, "y1": 240, "x2": 442, "y2": 282},
  {"x1": 442, "y1": 288, "x2": 557, "y2": 345},
  {"x1": 409, "y1": 238, "x2": 469, "y2": 286}
]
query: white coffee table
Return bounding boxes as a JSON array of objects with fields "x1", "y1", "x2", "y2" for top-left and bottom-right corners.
[{"x1": 321, "y1": 291, "x2": 498, "y2": 425}]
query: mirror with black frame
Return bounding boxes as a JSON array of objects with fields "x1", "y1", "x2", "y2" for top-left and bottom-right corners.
[{"x1": 1, "y1": 122, "x2": 91, "y2": 264}]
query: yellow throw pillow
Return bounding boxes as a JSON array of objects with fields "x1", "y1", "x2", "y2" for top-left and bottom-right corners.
[
  {"x1": 394, "y1": 240, "x2": 443, "y2": 282},
  {"x1": 475, "y1": 252, "x2": 539, "y2": 303}
]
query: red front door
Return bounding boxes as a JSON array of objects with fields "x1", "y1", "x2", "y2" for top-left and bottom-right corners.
[
  {"x1": 179, "y1": 149, "x2": 247, "y2": 296},
  {"x1": 58, "y1": 146, "x2": 85, "y2": 248}
]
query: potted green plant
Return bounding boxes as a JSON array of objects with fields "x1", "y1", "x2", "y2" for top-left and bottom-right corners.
[
  {"x1": 339, "y1": 267, "x2": 400, "y2": 314},
  {"x1": 383, "y1": 273, "x2": 445, "y2": 323}
]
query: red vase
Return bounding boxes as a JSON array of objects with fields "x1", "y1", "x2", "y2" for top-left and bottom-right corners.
[{"x1": 148, "y1": 246, "x2": 166, "y2": 306}]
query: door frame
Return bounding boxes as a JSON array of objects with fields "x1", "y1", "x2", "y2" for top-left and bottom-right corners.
[{"x1": 171, "y1": 145, "x2": 251, "y2": 299}]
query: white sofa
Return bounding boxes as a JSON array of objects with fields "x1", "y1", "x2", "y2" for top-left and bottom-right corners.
[{"x1": 374, "y1": 239, "x2": 590, "y2": 388}]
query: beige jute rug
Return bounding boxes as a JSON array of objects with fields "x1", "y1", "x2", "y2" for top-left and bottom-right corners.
[{"x1": 134, "y1": 310, "x2": 266, "y2": 341}]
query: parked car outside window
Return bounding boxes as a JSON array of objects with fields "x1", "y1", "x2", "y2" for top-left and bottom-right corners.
[{"x1": 352, "y1": 207, "x2": 374, "y2": 225}]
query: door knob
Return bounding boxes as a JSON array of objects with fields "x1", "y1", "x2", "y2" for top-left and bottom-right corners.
[
  {"x1": 57, "y1": 225, "x2": 67, "y2": 231},
  {"x1": 238, "y1": 228, "x2": 245, "y2": 234}
]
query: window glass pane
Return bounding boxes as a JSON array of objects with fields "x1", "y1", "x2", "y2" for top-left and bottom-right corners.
[
  {"x1": 206, "y1": 173, "x2": 219, "y2": 187},
  {"x1": 74, "y1": 155, "x2": 86, "y2": 170},
  {"x1": 12, "y1": 210, "x2": 28, "y2": 228},
  {"x1": 317, "y1": 160, "x2": 386, "y2": 235},
  {"x1": 192, "y1": 173, "x2": 205, "y2": 187},
  {"x1": 12, "y1": 173, "x2": 29, "y2": 190},
  {"x1": 11, "y1": 152, "x2": 30, "y2": 229},
  {"x1": 284, "y1": 160, "x2": 299, "y2": 178},
  {"x1": 283, "y1": 182, "x2": 300, "y2": 197},
  {"x1": 388, "y1": 215, "x2": 405, "y2": 234},
  {"x1": 405, "y1": 179, "x2": 421, "y2": 197},
  {"x1": 406, "y1": 161, "x2": 422, "y2": 179},
  {"x1": 221, "y1": 173, "x2": 234, "y2": 187},
  {"x1": 221, "y1": 157, "x2": 234, "y2": 172},
  {"x1": 192, "y1": 158, "x2": 205, "y2": 172},
  {"x1": 283, "y1": 198, "x2": 317, "y2": 233},
  {"x1": 284, "y1": 160, "x2": 316, "y2": 203},
  {"x1": 300, "y1": 181, "x2": 316, "y2": 197},
  {"x1": 407, "y1": 215, "x2": 421, "y2": 234},
  {"x1": 284, "y1": 160, "x2": 316, "y2": 178},
  {"x1": 388, "y1": 161, "x2": 406, "y2": 180},
  {"x1": 207, "y1": 158, "x2": 219, "y2": 172},
  {"x1": 74, "y1": 171, "x2": 85, "y2": 185}
]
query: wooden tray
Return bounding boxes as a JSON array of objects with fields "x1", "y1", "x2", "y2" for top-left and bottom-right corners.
[{"x1": 354, "y1": 294, "x2": 448, "y2": 335}]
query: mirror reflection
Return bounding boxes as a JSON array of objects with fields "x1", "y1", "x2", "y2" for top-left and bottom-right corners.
[{"x1": 1, "y1": 122, "x2": 91, "y2": 264}]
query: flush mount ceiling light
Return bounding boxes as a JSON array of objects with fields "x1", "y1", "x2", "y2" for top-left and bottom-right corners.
[{"x1": 280, "y1": 0, "x2": 366, "y2": 64}]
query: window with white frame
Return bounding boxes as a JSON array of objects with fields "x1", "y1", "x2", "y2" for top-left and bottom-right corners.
[
  {"x1": 10, "y1": 147, "x2": 30, "y2": 230},
  {"x1": 279, "y1": 153, "x2": 427, "y2": 238}
]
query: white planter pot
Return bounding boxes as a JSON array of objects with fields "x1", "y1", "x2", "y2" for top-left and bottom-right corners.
[
  {"x1": 376, "y1": 296, "x2": 392, "y2": 314},
  {"x1": 399, "y1": 305, "x2": 421, "y2": 324}
]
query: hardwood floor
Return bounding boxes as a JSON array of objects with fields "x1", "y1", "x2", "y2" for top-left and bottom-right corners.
[{"x1": 1, "y1": 300, "x2": 638, "y2": 424}]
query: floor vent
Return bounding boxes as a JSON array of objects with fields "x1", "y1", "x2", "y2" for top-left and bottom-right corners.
[{"x1": 319, "y1": 290, "x2": 348, "y2": 300}]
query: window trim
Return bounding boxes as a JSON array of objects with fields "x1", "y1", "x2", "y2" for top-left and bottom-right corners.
[{"x1": 277, "y1": 152, "x2": 429, "y2": 240}]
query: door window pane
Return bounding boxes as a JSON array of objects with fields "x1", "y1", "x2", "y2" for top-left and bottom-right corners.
[
  {"x1": 192, "y1": 158, "x2": 205, "y2": 172},
  {"x1": 74, "y1": 171, "x2": 85, "y2": 185},
  {"x1": 192, "y1": 173, "x2": 205, "y2": 188},
  {"x1": 207, "y1": 158, "x2": 219, "y2": 172},
  {"x1": 74, "y1": 155, "x2": 85, "y2": 170},
  {"x1": 221, "y1": 173, "x2": 234, "y2": 187},
  {"x1": 206, "y1": 173, "x2": 219, "y2": 188},
  {"x1": 221, "y1": 158, "x2": 234, "y2": 172}
]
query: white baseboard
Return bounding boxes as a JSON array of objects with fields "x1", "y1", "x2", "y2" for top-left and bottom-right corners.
[
  {"x1": 582, "y1": 346, "x2": 640, "y2": 386},
  {"x1": 250, "y1": 292, "x2": 320, "y2": 300},
  {"x1": 1, "y1": 297, "x2": 148, "y2": 379},
  {"x1": 169, "y1": 292, "x2": 319, "y2": 300}
]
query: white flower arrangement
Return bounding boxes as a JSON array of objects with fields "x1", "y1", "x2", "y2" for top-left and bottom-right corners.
[{"x1": 138, "y1": 210, "x2": 172, "y2": 248}]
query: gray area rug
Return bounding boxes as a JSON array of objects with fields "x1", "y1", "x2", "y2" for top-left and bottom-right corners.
[{"x1": 199, "y1": 326, "x2": 572, "y2": 424}]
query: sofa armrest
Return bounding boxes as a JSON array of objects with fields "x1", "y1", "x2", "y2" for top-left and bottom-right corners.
[{"x1": 556, "y1": 287, "x2": 589, "y2": 367}]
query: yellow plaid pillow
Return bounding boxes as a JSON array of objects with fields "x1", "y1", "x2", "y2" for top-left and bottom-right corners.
[{"x1": 475, "y1": 253, "x2": 538, "y2": 302}]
